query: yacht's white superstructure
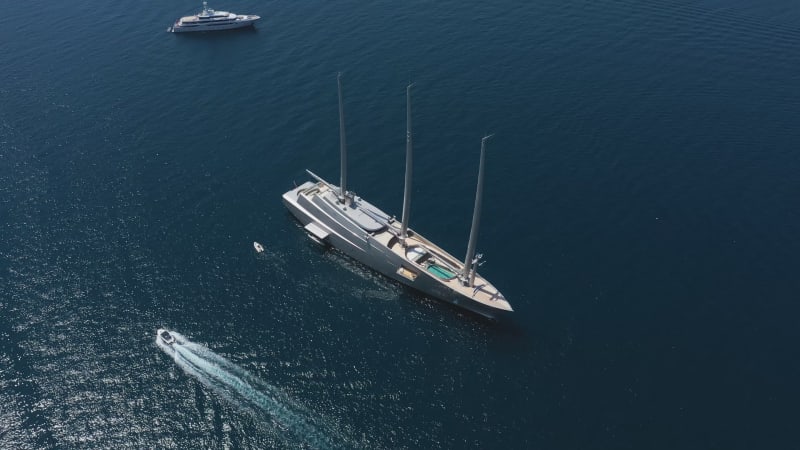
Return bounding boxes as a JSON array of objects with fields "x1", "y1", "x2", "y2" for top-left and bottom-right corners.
[
  {"x1": 282, "y1": 75, "x2": 512, "y2": 319},
  {"x1": 171, "y1": 2, "x2": 259, "y2": 33}
]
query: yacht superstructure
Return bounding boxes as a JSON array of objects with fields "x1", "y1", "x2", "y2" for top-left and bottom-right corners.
[
  {"x1": 171, "y1": 2, "x2": 259, "y2": 33},
  {"x1": 282, "y1": 75, "x2": 512, "y2": 319}
]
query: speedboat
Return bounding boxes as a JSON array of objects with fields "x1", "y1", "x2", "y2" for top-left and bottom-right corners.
[
  {"x1": 171, "y1": 2, "x2": 260, "y2": 33},
  {"x1": 157, "y1": 328, "x2": 176, "y2": 346},
  {"x1": 253, "y1": 241, "x2": 265, "y2": 253}
]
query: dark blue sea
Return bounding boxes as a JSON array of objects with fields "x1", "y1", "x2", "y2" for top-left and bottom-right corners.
[{"x1": 2, "y1": 0, "x2": 799, "y2": 448}]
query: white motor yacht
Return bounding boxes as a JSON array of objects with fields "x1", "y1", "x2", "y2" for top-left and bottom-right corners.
[{"x1": 171, "y1": 2, "x2": 260, "y2": 33}]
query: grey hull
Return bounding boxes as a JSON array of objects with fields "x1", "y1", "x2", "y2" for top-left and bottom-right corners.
[{"x1": 282, "y1": 181, "x2": 511, "y2": 319}]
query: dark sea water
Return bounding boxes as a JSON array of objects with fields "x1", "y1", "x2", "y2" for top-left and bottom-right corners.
[{"x1": 2, "y1": 0, "x2": 799, "y2": 448}]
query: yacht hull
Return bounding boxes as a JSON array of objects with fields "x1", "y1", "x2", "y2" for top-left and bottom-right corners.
[
  {"x1": 282, "y1": 182, "x2": 511, "y2": 319},
  {"x1": 172, "y1": 17, "x2": 259, "y2": 33}
]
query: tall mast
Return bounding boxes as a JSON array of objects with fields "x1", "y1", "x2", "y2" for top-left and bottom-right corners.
[
  {"x1": 337, "y1": 72, "x2": 348, "y2": 204},
  {"x1": 462, "y1": 135, "x2": 491, "y2": 285},
  {"x1": 400, "y1": 83, "x2": 414, "y2": 245}
]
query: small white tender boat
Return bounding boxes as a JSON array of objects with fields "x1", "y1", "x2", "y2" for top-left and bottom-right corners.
[
  {"x1": 253, "y1": 241, "x2": 265, "y2": 253},
  {"x1": 157, "y1": 328, "x2": 176, "y2": 346}
]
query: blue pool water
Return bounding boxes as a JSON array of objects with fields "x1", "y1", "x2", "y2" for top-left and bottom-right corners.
[{"x1": 427, "y1": 264, "x2": 456, "y2": 280}]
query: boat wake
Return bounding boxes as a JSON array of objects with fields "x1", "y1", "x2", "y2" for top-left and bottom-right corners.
[{"x1": 156, "y1": 330, "x2": 340, "y2": 449}]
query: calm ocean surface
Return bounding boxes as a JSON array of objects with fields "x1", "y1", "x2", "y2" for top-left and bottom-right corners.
[{"x1": 1, "y1": 0, "x2": 799, "y2": 448}]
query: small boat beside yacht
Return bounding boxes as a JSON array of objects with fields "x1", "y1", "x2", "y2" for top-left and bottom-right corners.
[
  {"x1": 170, "y1": 2, "x2": 260, "y2": 33},
  {"x1": 282, "y1": 75, "x2": 512, "y2": 319}
]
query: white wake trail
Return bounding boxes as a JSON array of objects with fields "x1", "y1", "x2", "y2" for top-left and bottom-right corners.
[{"x1": 158, "y1": 332, "x2": 341, "y2": 449}]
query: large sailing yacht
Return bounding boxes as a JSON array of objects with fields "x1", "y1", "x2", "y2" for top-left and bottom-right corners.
[{"x1": 282, "y1": 75, "x2": 512, "y2": 319}]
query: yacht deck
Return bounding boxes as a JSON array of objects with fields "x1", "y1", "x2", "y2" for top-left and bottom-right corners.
[{"x1": 372, "y1": 226, "x2": 511, "y2": 310}]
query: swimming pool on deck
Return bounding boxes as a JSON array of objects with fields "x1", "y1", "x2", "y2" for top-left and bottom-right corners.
[{"x1": 427, "y1": 263, "x2": 456, "y2": 280}]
